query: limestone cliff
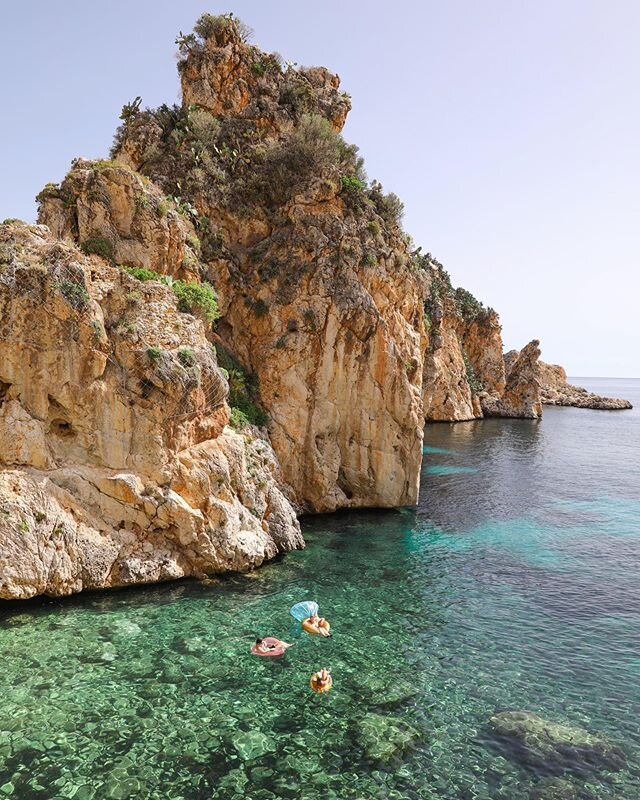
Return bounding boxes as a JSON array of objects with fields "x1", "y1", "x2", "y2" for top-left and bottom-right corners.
[
  {"x1": 482, "y1": 339, "x2": 542, "y2": 418},
  {"x1": 0, "y1": 222, "x2": 302, "y2": 599},
  {"x1": 41, "y1": 14, "x2": 426, "y2": 513},
  {"x1": 0, "y1": 12, "x2": 548, "y2": 599},
  {"x1": 422, "y1": 261, "x2": 541, "y2": 421},
  {"x1": 537, "y1": 360, "x2": 632, "y2": 410}
]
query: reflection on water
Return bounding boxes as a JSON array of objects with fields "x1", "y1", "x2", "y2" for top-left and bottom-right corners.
[{"x1": 0, "y1": 380, "x2": 638, "y2": 799}]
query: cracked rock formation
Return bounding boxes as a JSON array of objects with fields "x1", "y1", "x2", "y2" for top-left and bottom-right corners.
[
  {"x1": 43, "y1": 15, "x2": 426, "y2": 513},
  {"x1": 481, "y1": 339, "x2": 542, "y2": 419},
  {"x1": 0, "y1": 222, "x2": 302, "y2": 599},
  {"x1": 537, "y1": 360, "x2": 632, "y2": 410}
]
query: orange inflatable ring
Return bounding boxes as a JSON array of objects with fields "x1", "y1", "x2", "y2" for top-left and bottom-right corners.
[
  {"x1": 310, "y1": 673, "x2": 332, "y2": 693},
  {"x1": 302, "y1": 617, "x2": 331, "y2": 636},
  {"x1": 250, "y1": 637, "x2": 287, "y2": 657}
]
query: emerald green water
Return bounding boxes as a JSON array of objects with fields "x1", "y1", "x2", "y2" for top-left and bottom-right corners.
[{"x1": 1, "y1": 378, "x2": 639, "y2": 799}]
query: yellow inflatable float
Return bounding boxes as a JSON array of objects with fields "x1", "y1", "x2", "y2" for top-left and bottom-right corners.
[
  {"x1": 302, "y1": 616, "x2": 331, "y2": 637},
  {"x1": 310, "y1": 668, "x2": 332, "y2": 694}
]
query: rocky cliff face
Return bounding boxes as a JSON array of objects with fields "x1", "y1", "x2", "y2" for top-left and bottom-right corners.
[
  {"x1": 538, "y1": 360, "x2": 632, "y2": 410},
  {"x1": 0, "y1": 221, "x2": 302, "y2": 599},
  {"x1": 41, "y1": 14, "x2": 426, "y2": 513},
  {"x1": 0, "y1": 13, "x2": 546, "y2": 599},
  {"x1": 482, "y1": 339, "x2": 542, "y2": 418},
  {"x1": 422, "y1": 263, "x2": 541, "y2": 421}
]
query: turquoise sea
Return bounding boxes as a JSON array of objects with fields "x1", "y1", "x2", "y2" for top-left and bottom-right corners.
[{"x1": 0, "y1": 378, "x2": 638, "y2": 799}]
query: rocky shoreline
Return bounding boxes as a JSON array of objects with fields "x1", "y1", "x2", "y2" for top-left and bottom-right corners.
[
  {"x1": 0, "y1": 13, "x2": 625, "y2": 600},
  {"x1": 538, "y1": 362, "x2": 632, "y2": 410}
]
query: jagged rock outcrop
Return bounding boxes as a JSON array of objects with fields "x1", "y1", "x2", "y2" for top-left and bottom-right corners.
[
  {"x1": 423, "y1": 299, "x2": 479, "y2": 422},
  {"x1": 1, "y1": 13, "x2": 549, "y2": 598},
  {"x1": 0, "y1": 222, "x2": 302, "y2": 599},
  {"x1": 178, "y1": 18, "x2": 350, "y2": 135},
  {"x1": 481, "y1": 339, "x2": 542, "y2": 418},
  {"x1": 461, "y1": 310, "x2": 505, "y2": 396},
  {"x1": 45, "y1": 15, "x2": 426, "y2": 513},
  {"x1": 538, "y1": 360, "x2": 632, "y2": 410},
  {"x1": 38, "y1": 159, "x2": 201, "y2": 281},
  {"x1": 422, "y1": 264, "x2": 539, "y2": 421}
]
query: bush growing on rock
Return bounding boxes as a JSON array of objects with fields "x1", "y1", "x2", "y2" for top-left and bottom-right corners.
[
  {"x1": 171, "y1": 279, "x2": 219, "y2": 323},
  {"x1": 193, "y1": 13, "x2": 253, "y2": 47},
  {"x1": 462, "y1": 349, "x2": 482, "y2": 394},
  {"x1": 455, "y1": 287, "x2": 489, "y2": 322},
  {"x1": 249, "y1": 114, "x2": 343, "y2": 205},
  {"x1": 215, "y1": 345, "x2": 268, "y2": 427},
  {"x1": 120, "y1": 265, "x2": 219, "y2": 324},
  {"x1": 368, "y1": 180, "x2": 404, "y2": 226},
  {"x1": 177, "y1": 348, "x2": 196, "y2": 367},
  {"x1": 229, "y1": 406, "x2": 250, "y2": 429},
  {"x1": 80, "y1": 236, "x2": 114, "y2": 262},
  {"x1": 52, "y1": 279, "x2": 90, "y2": 311}
]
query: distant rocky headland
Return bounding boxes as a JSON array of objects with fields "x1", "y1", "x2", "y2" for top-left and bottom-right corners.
[
  {"x1": 0, "y1": 13, "x2": 630, "y2": 600},
  {"x1": 538, "y1": 361, "x2": 632, "y2": 410}
]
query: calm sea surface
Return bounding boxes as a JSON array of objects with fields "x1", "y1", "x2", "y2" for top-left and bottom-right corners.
[{"x1": 0, "y1": 378, "x2": 638, "y2": 799}]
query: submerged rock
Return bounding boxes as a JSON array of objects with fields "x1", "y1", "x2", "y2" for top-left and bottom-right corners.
[
  {"x1": 356, "y1": 712, "x2": 420, "y2": 762},
  {"x1": 529, "y1": 777, "x2": 578, "y2": 800},
  {"x1": 231, "y1": 730, "x2": 276, "y2": 762},
  {"x1": 358, "y1": 675, "x2": 419, "y2": 708},
  {"x1": 489, "y1": 711, "x2": 627, "y2": 772}
]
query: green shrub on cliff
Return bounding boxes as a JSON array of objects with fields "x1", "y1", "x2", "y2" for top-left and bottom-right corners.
[
  {"x1": 80, "y1": 236, "x2": 114, "y2": 262},
  {"x1": 455, "y1": 287, "x2": 488, "y2": 322},
  {"x1": 250, "y1": 114, "x2": 343, "y2": 205},
  {"x1": 229, "y1": 406, "x2": 250, "y2": 429},
  {"x1": 194, "y1": 13, "x2": 253, "y2": 45},
  {"x1": 123, "y1": 265, "x2": 166, "y2": 283},
  {"x1": 171, "y1": 280, "x2": 219, "y2": 323},
  {"x1": 368, "y1": 180, "x2": 404, "y2": 226},
  {"x1": 52, "y1": 280, "x2": 90, "y2": 311},
  {"x1": 341, "y1": 174, "x2": 367, "y2": 193},
  {"x1": 463, "y1": 350, "x2": 482, "y2": 394},
  {"x1": 215, "y1": 345, "x2": 268, "y2": 427},
  {"x1": 177, "y1": 348, "x2": 196, "y2": 367},
  {"x1": 120, "y1": 266, "x2": 219, "y2": 324}
]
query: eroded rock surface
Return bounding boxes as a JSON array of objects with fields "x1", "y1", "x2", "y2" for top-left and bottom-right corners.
[
  {"x1": 481, "y1": 340, "x2": 542, "y2": 419},
  {"x1": 38, "y1": 159, "x2": 200, "y2": 281},
  {"x1": 538, "y1": 361, "x2": 632, "y2": 410},
  {"x1": 0, "y1": 222, "x2": 302, "y2": 599}
]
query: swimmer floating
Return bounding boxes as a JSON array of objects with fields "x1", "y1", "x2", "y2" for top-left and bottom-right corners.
[
  {"x1": 250, "y1": 637, "x2": 293, "y2": 657},
  {"x1": 290, "y1": 600, "x2": 332, "y2": 637},
  {"x1": 310, "y1": 668, "x2": 332, "y2": 694}
]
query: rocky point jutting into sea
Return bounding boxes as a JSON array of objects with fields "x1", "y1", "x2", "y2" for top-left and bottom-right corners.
[{"x1": 0, "y1": 13, "x2": 631, "y2": 600}]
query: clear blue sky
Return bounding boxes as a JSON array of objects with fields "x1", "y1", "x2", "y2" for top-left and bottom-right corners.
[{"x1": 2, "y1": 0, "x2": 638, "y2": 376}]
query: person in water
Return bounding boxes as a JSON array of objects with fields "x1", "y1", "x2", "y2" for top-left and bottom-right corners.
[
  {"x1": 310, "y1": 667, "x2": 332, "y2": 693},
  {"x1": 255, "y1": 637, "x2": 293, "y2": 653},
  {"x1": 307, "y1": 614, "x2": 332, "y2": 637}
]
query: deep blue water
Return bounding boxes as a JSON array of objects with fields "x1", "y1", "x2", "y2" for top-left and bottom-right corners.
[{"x1": 0, "y1": 378, "x2": 638, "y2": 799}]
